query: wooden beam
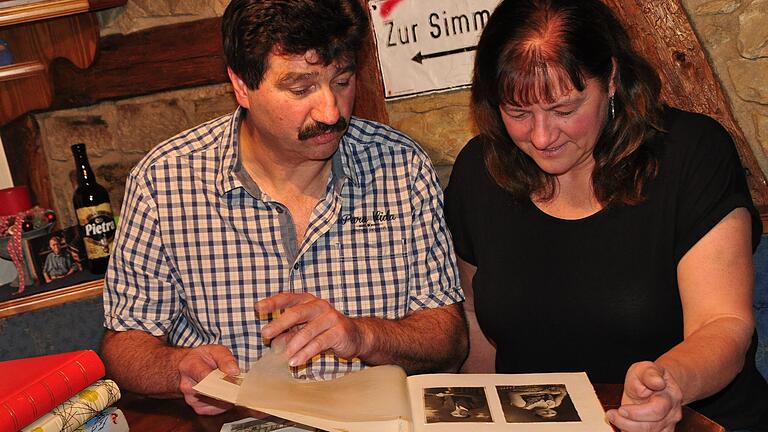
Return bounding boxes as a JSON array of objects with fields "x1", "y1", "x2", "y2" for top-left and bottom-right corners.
[
  {"x1": 355, "y1": 0, "x2": 388, "y2": 124},
  {"x1": 50, "y1": 14, "x2": 389, "y2": 124},
  {"x1": 603, "y1": 0, "x2": 768, "y2": 207},
  {"x1": 50, "y1": 17, "x2": 227, "y2": 108}
]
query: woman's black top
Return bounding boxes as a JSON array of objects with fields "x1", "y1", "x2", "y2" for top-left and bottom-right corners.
[{"x1": 445, "y1": 107, "x2": 768, "y2": 430}]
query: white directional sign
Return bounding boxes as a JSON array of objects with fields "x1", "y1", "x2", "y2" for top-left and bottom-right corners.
[{"x1": 369, "y1": 0, "x2": 501, "y2": 99}]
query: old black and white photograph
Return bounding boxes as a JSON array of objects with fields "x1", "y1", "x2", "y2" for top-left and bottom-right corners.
[
  {"x1": 496, "y1": 384, "x2": 581, "y2": 423},
  {"x1": 423, "y1": 386, "x2": 492, "y2": 424}
]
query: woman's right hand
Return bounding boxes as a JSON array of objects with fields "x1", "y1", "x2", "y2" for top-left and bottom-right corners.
[{"x1": 606, "y1": 361, "x2": 683, "y2": 432}]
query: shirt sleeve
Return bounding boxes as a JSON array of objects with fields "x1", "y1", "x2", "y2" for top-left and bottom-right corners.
[
  {"x1": 42, "y1": 254, "x2": 54, "y2": 276},
  {"x1": 672, "y1": 113, "x2": 761, "y2": 261},
  {"x1": 443, "y1": 137, "x2": 483, "y2": 266},
  {"x1": 406, "y1": 148, "x2": 465, "y2": 311},
  {"x1": 103, "y1": 166, "x2": 181, "y2": 336},
  {"x1": 65, "y1": 252, "x2": 76, "y2": 271}
]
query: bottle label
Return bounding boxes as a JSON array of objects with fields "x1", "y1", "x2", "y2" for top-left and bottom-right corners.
[{"x1": 76, "y1": 203, "x2": 116, "y2": 260}]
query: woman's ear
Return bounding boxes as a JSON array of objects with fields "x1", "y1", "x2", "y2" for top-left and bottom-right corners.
[{"x1": 608, "y1": 57, "x2": 618, "y2": 98}]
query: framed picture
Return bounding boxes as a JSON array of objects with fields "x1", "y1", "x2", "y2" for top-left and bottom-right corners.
[
  {"x1": 27, "y1": 226, "x2": 87, "y2": 285},
  {"x1": 0, "y1": 225, "x2": 102, "y2": 314}
]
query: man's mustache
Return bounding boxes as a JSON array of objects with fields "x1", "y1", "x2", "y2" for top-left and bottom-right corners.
[{"x1": 298, "y1": 117, "x2": 348, "y2": 140}]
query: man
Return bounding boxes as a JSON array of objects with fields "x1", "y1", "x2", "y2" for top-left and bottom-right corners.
[
  {"x1": 101, "y1": 0, "x2": 467, "y2": 415},
  {"x1": 42, "y1": 235, "x2": 78, "y2": 283}
]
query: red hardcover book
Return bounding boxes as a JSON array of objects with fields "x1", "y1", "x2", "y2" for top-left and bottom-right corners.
[{"x1": 0, "y1": 350, "x2": 105, "y2": 432}]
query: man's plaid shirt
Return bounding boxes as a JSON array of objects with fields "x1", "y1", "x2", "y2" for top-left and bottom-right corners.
[{"x1": 103, "y1": 108, "x2": 464, "y2": 379}]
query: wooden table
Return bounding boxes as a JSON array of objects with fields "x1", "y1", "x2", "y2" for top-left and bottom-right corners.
[
  {"x1": 117, "y1": 385, "x2": 725, "y2": 432},
  {"x1": 592, "y1": 385, "x2": 725, "y2": 432}
]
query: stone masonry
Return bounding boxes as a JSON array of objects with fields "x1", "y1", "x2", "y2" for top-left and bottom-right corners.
[
  {"x1": 37, "y1": 84, "x2": 236, "y2": 227},
  {"x1": 681, "y1": 0, "x2": 768, "y2": 173}
]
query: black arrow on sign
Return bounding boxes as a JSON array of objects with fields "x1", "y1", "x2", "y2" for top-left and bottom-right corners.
[{"x1": 411, "y1": 45, "x2": 477, "y2": 64}]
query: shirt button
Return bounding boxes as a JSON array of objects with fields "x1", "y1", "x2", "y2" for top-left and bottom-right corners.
[{"x1": 293, "y1": 263, "x2": 300, "y2": 270}]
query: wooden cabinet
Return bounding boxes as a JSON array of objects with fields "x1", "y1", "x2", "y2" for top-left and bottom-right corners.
[{"x1": 0, "y1": 0, "x2": 126, "y2": 126}]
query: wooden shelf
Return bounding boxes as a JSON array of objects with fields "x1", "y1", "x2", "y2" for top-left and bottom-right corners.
[
  {"x1": 0, "y1": 278, "x2": 103, "y2": 319},
  {"x1": 0, "y1": 12, "x2": 97, "y2": 125},
  {"x1": 0, "y1": 60, "x2": 45, "y2": 82},
  {"x1": 0, "y1": 0, "x2": 91, "y2": 27},
  {"x1": 0, "y1": 0, "x2": 126, "y2": 126}
]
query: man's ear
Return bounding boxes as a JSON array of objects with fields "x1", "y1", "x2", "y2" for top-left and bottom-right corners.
[{"x1": 228, "y1": 67, "x2": 251, "y2": 109}]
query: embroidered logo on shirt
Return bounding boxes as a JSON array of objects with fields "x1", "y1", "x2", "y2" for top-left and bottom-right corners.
[{"x1": 341, "y1": 210, "x2": 397, "y2": 229}]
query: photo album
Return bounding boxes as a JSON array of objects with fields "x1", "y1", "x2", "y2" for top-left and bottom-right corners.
[{"x1": 194, "y1": 347, "x2": 613, "y2": 432}]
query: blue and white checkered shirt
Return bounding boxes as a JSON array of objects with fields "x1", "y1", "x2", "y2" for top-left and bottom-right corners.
[{"x1": 104, "y1": 107, "x2": 463, "y2": 379}]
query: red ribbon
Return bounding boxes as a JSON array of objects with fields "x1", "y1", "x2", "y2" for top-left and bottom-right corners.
[{"x1": 0, "y1": 214, "x2": 25, "y2": 293}]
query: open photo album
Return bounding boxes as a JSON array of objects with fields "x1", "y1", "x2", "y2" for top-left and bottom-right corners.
[{"x1": 194, "y1": 347, "x2": 613, "y2": 432}]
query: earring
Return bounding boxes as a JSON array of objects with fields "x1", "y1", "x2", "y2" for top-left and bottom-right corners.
[{"x1": 609, "y1": 97, "x2": 615, "y2": 120}]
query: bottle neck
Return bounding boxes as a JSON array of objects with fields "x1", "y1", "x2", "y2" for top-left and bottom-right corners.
[
  {"x1": 76, "y1": 160, "x2": 96, "y2": 187},
  {"x1": 72, "y1": 148, "x2": 97, "y2": 188}
]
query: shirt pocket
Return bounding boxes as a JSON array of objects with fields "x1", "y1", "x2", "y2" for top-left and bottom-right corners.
[{"x1": 331, "y1": 238, "x2": 409, "y2": 319}]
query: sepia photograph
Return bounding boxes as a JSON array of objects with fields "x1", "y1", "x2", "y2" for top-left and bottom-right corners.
[
  {"x1": 423, "y1": 386, "x2": 492, "y2": 424},
  {"x1": 496, "y1": 384, "x2": 581, "y2": 423}
]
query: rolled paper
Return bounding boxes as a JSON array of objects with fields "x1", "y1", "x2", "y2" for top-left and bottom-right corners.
[{"x1": 0, "y1": 186, "x2": 32, "y2": 216}]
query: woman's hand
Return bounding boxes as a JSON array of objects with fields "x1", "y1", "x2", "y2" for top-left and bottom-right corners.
[{"x1": 606, "y1": 361, "x2": 683, "y2": 432}]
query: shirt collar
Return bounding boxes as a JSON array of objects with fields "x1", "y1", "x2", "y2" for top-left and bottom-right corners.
[
  {"x1": 217, "y1": 107, "x2": 246, "y2": 196},
  {"x1": 219, "y1": 107, "x2": 359, "y2": 198}
]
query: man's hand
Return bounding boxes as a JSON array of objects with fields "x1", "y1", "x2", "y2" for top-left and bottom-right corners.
[
  {"x1": 606, "y1": 361, "x2": 683, "y2": 432},
  {"x1": 256, "y1": 293, "x2": 366, "y2": 367},
  {"x1": 177, "y1": 344, "x2": 240, "y2": 415}
]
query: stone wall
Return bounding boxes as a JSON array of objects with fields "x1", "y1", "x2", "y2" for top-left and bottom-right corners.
[
  {"x1": 97, "y1": 0, "x2": 229, "y2": 36},
  {"x1": 388, "y1": 90, "x2": 475, "y2": 187},
  {"x1": 681, "y1": 0, "x2": 768, "y2": 174},
  {"x1": 38, "y1": 84, "x2": 236, "y2": 227},
  {"x1": 35, "y1": 0, "x2": 768, "y2": 227}
]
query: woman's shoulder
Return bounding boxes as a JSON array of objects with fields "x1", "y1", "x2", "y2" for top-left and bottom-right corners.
[
  {"x1": 455, "y1": 135, "x2": 485, "y2": 163},
  {"x1": 450, "y1": 135, "x2": 488, "y2": 180},
  {"x1": 661, "y1": 106, "x2": 732, "y2": 144},
  {"x1": 658, "y1": 106, "x2": 736, "y2": 159},
  {"x1": 446, "y1": 135, "x2": 504, "y2": 207}
]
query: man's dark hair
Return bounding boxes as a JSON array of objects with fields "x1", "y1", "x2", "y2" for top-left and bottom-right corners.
[
  {"x1": 472, "y1": 0, "x2": 663, "y2": 206},
  {"x1": 222, "y1": 0, "x2": 369, "y2": 89}
]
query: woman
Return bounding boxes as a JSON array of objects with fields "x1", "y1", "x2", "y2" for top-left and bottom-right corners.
[{"x1": 444, "y1": 0, "x2": 768, "y2": 431}]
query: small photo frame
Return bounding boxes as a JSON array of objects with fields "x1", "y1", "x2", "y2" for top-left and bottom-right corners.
[{"x1": 27, "y1": 226, "x2": 86, "y2": 285}]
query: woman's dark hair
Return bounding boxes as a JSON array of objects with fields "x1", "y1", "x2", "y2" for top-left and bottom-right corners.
[
  {"x1": 471, "y1": 0, "x2": 663, "y2": 205},
  {"x1": 222, "y1": 0, "x2": 368, "y2": 89}
]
